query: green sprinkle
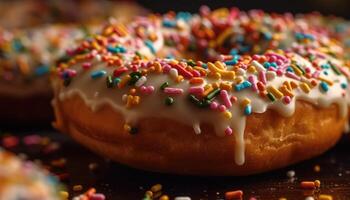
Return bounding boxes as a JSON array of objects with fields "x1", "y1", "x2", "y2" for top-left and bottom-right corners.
[
  {"x1": 160, "y1": 82, "x2": 169, "y2": 90},
  {"x1": 330, "y1": 62, "x2": 341, "y2": 75},
  {"x1": 130, "y1": 127, "x2": 138, "y2": 135},
  {"x1": 165, "y1": 97, "x2": 174, "y2": 106},
  {"x1": 205, "y1": 88, "x2": 221, "y2": 100},
  {"x1": 295, "y1": 64, "x2": 305, "y2": 75},
  {"x1": 267, "y1": 93, "x2": 276, "y2": 102},
  {"x1": 106, "y1": 75, "x2": 114, "y2": 88},
  {"x1": 128, "y1": 72, "x2": 141, "y2": 85},
  {"x1": 187, "y1": 60, "x2": 196, "y2": 67}
]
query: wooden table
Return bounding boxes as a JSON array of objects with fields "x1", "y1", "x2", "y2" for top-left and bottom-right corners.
[{"x1": 1, "y1": 129, "x2": 350, "y2": 200}]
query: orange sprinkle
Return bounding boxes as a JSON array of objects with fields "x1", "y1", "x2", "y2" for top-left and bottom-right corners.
[
  {"x1": 189, "y1": 77, "x2": 204, "y2": 85},
  {"x1": 225, "y1": 190, "x2": 243, "y2": 200},
  {"x1": 300, "y1": 181, "x2": 316, "y2": 189}
]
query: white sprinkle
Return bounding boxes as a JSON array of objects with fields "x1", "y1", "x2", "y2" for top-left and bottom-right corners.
[
  {"x1": 252, "y1": 60, "x2": 266, "y2": 71},
  {"x1": 169, "y1": 68, "x2": 178, "y2": 79},
  {"x1": 236, "y1": 68, "x2": 245, "y2": 76},
  {"x1": 174, "y1": 197, "x2": 191, "y2": 200},
  {"x1": 305, "y1": 196, "x2": 315, "y2": 200},
  {"x1": 286, "y1": 170, "x2": 295, "y2": 178},
  {"x1": 135, "y1": 76, "x2": 147, "y2": 87},
  {"x1": 266, "y1": 71, "x2": 276, "y2": 81},
  {"x1": 122, "y1": 94, "x2": 128, "y2": 102},
  {"x1": 193, "y1": 123, "x2": 201, "y2": 135},
  {"x1": 95, "y1": 54, "x2": 102, "y2": 61}
]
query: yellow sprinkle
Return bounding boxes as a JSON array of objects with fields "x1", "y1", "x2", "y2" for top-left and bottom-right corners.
[
  {"x1": 145, "y1": 190, "x2": 153, "y2": 198},
  {"x1": 169, "y1": 59, "x2": 179, "y2": 65},
  {"x1": 203, "y1": 85, "x2": 214, "y2": 96},
  {"x1": 60, "y1": 191, "x2": 69, "y2": 199},
  {"x1": 267, "y1": 86, "x2": 284, "y2": 99},
  {"x1": 210, "y1": 72, "x2": 221, "y2": 80},
  {"x1": 214, "y1": 61, "x2": 225, "y2": 70},
  {"x1": 223, "y1": 111, "x2": 232, "y2": 119},
  {"x1": 91, "y1": 41, "x2": 101, "y2": 51},
  {"x1": 151, "y1": 184, "x2": 162, "y2": 193},
  {"x1": 241, "y1": 98, "x2": 251, "y2": 106},
  {"x1": 235, "y1": 76, "x2": 244, "y2": 84},
  {"x1": 319, "y1": 194, "x2": 333, "y2": 200},
  {"x1": 314, "y1": 180, "x2": 321, "y2": 188},
  {"x1": 207, "y1": 62, "x2": 235, "y2": 79},
  {"x1": 247, "y1": 65, "x2": 257, "y2": 73},
  {"x1": 280, "y1": 85, "x2": 294, "y2": 97},
  {"x1": 318, "y1": 76, "x2": 334, "y2": 86},
  {"x1": 299, "y1": 82, "x2": 311, "y2": 93},
  {"x1": 220, "y1": 82, "x2": 232, "y2": 91},
  {"x1": 154, "y1": 62, "x2": 162, "y2": 73},
  {"x1": 176, "y1": 75, "x2": 184, "y2": 83},
  {"x1": 159, "y1": 195, "x2": 170, "y2": 200},
  {"x1": 116, "y1": 24, "x2": 128, "y2": 36},
  {"x1": 118, "y1": 75, "x2": 131, "y2": 88},
  {"x1": 290, "y1": 64, "x2": 303, "y2": 76},
  {"x1": 73, "y1": 185, "x2": 83, "y2": 192}
]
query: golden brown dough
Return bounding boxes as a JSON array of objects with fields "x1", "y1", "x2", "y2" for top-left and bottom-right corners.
[{"x1": 53, "y1": 94, "x2": 345, "y2": 175}]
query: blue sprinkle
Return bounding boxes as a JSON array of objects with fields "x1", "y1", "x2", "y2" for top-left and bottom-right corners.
[
  {"x1": 235, "y1": 81, "x2": 252, "y2": 91},
  {"x1": 287, "y1": 67, "x2": 294, "y2": 72},
  {"x1": 320, "y1": 81, "x2": 329, "y2": 92},
  {"x1": 225, "y1": 59, "x2": 238, "y2": 65},
  {"x1": 163, "y1": 20, "x2": 176, "y2": 28},
  {"x1": 35, "y1": 65, "x2": 50, "y2": 76},
  {"x1": 262, "y1": 32, "x2": 272, "y2": 40},
  {"x1": 229, "y1": 48, "x2": 238, "y2": 55},
  {"x1": 107, "y1": 46, "x2": 126, "y2": 54},
  {"x1": 323, "y1": 71, "x2": 329, "y2": 75},
  {"x1": 144, "y1": 40, "x2": 156, "y2": 54},
  {"x1": 271, "y1": 62, "x2": 278, "y2": 68},
  {"x1": 176, "y1": 12, "x2": 192, "y2": 21},
  {"x1": 341, "y1": 83, "x2": 347, "y2": 89},
  {"x1": 263, "y1": 62, "x2": 271, "y2": 68},
  {"x1": 113, "y1": 78, "x2": 121, "y2": 85},
  {"x1": 321, "y1": 64, "x2": 330, "y2": 69},
  {"x1": 91, "y1": 70, "x2": 106, "y2": 79},
  {"x1": 244, "y1": 105, "x2": 252, "y2": 115},
  {"x1": 201, "y1": 63, "x2": 208, "y2": 69}
]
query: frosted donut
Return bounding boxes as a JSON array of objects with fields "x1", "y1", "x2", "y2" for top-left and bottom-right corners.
[
  {"x1": 0, "y1": 148, "x2": 62, "y2": 200},
  {"x1": 52, "y1": 9, "x2": 350, "y2": 175},
  {"x1": 0, "y1": 25, "x2": 98, "y2": 124}
]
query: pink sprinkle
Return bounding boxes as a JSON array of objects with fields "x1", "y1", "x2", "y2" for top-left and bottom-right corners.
[
  {"x1": 220, "y1": 90, "x2": 232, "y2": 108},
  {"x1": 162, "y1": 64, "x2": 171, "y2": 73},
  {"x1": 23, "y1": 135, "x2": 41, "y2": 145},
  {"x1": 140, "y1": 86, "x2": 154, "y2": 95},
  {"x1": 258, "y1": 71, "x2": 267, "y2": 84},
  {"x1": 218, "y1": 105, "x2": 227, "y2": 112},
  {"x1": 82, "y1": 62, "x2": 92, "y2": 70},
  {"x1": 191, "y1": 70, "x2": 201, "y2": 77},
  {"x1": 171, "y1": 64, "x2": 193, "y2": 79},
  {"x1": 90, "y1": 194, "x2": 106, "y2": 200},
  {"x1": 312, "y1": 70, "x2": 320, "y2": 78},
  {"x1": 283, "y1": 96, "x2": 291, "y2": 104},
  {"x1": 276, "y1": 60, "x2": 283, "y2": 65},
  {"x1": 248, "y1": 75, "x2": 258, "y2": 92},
  {"x1": 225, "y1": 127, "x2": 233, "y2": 136},
  {"x1": 285, "y1": 71, "x2": 301, "y2": 80},
  {"x1": 164, "y1": 87, "x2": 183, "y2": 95},
  {"x1": 210, "y1": 102, "x2": 218, "y2": 110},
  {"x1": 252, "y1": 55, "x2": 260, "y2": 60},
  {"x1": 189, "y1": 87, "x2": 204, "y2": 95},
  {"x1": 269, "y1": 55, "x2": 277, "y2": 62},
  {"x1": 67, "y1": 69, "x2": 77, "y2": 77}
]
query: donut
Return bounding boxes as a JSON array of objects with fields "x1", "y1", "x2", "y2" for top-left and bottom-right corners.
[
  {"x1": 51, "y1": 8, "x2": 350, "y2": 175},
  {"x1": 0, "y1": 148, "x2": 62, "y2": 200},
  {"x1": 0, "y1": 24, "x2": 100, "y2": 125}
]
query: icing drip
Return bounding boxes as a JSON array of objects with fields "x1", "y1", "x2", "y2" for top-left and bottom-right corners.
[{"x1": 54, "y1": 9, "x2": 350, "y2": 166}]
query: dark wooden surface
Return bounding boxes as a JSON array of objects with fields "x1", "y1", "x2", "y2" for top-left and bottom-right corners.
[{"x1": 1, "y1": 129, "x2": 350, "y2": 200}]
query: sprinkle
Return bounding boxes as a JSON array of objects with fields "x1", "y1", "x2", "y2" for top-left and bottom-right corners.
[
  {"x1": 189, "y1": 77, "x2": 204, "y2": 84},
  {"x1": 160, "y1": 82, "x2": 169, "y2": 90},
  {"x1": 171, "y1": 63, "x2": 193, "y2": 79},
  {"x1": 113, "y1": 67, "x2": 128, "y2": 77},
  {"x1": 118, "y1": 75, "x2": 131, "y2": 88},
  {"x1": 244, "y1": 105, "x2": 252, "y2": 115},
  {"x1": 206, "y1": 88, "x2": 221, "y2": 100},
  {"x1": 320, "y1": 82, "x2": 329, "y2": 92},
  {"x1": 314, "y1": 165, "x2": 321, "y2": 172},
  {"x1": 285, "y1": 71, "x2": 301, "y2": 80},
  {"x1": 91, "y1": 193, "x2": 106, "y2": 200},
  {"x1": 34, "y1": 65, "x2": 50, "y2": 76},
  {"x1": 135, "y1": 76, "x2": 147, "y2": 87},
  {"x1": 220, "y1": 90, "x2": 232, "y2": 108},
  {"x1": 299, "y1": 83, "x2": 311, "y2": 93},
  {"x1": 82, "y1": 62, "x2": 92, "y2": 70},
  {"x1": 164, "y1": 87, "x2": 184, "y2": 95},
  {"x1": 174, "y1": 197, "x2": 191, "y2": 200},
  {"x1": 267, "y1": 93, "x2": 276, "y2": 101},
  {"x1": 60, "y1": 191, "x2": 69, "y2": 199},
  {"x1": 210, "y1": 102, "x2": 218, "y2": 110},
  {"x1": 241, "y1": 98, "x2": 251, "y2": 106},
  {"x1": 300, "y1": 181, "x2": 316, "y2": 189},
  {"x1": 225, "y1": 127, "x2": 233, "y2": 135},
  {"x1": 267, "y1": 86, "x2": 283, "y2": 99},
  {"x1": 286, "y1": 170, "x2": 295, "y2": 178},
  {"x1": 218, "y1": 105, "x2": 227, "y2": 112},
  {"x1": 330, "y1": 63, "x2": 341, "y2": 75},
  {"x1": 91, "y1": 70, "x2": 107, "y2": 79},
  {"x1": 145, "y1": 40, "x2": 156, "y2": 54},
  {"x1": 258, "y1": 71, "x2": 267, "y2": 84},
  {"x1": 248, "y1": 75, "x2": 258, "y2": 92},
  {"x1": 225, "y1": 190, "x2": 243, "y2": 200},
  {"x1": 318, "y1": 194, "x2": 333, "y2": 200},
  {"x1": 318, "y1": 76, "x2": 333, "y2": 86},
  {"x1": 165, "y1": 97, "x2": 174, "y2": 106},
  {"x1": 283, "y1": 96, "x2": 291, "y2": 104},
  {"x1": 106, "y1": 75, "x2": 114, "y2": 88},
  {"x1": 189, "y1": 86, "x2": 204, "y2": 95},
  {"x1": 252, "y1": 60, "x2": 266, "y2": 71},
  {"x1": 235, "y1": 81, "x2": 252, "y2": 91},
  {"x1": 151, "y1": 184, "x2": 162, "y2": 193}
]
